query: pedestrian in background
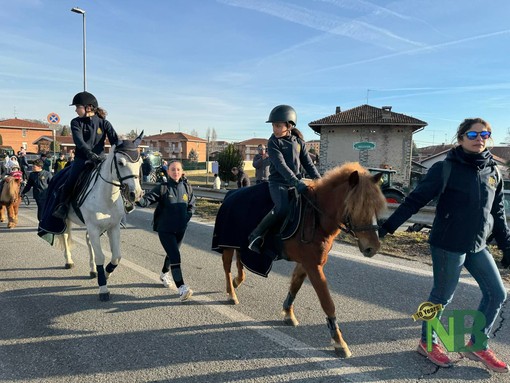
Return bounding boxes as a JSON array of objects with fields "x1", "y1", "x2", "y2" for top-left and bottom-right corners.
[
  {"x1": 40, "y1": 153, "x2": 52, "y2": 172},
  {"x1": 53, "y1": 153, "x2": 67, "y2": 174},
  {"x1": 135, "y1": 160, "x2": 196, "y2": 302},
  {"x1": 380, "y1": 118, "x2": 508, "y2": 373},
  {"x1": 231, "y1": 167, "x2": 250, "y2": 188},
  {"x1": 65, "y1": 150, "x2": 75, "y2": 168},
  {"x1": 213, "y1": 173, "x2": 221, "y2": 190},
  {"x1": 252, "y1": 144, "x2": 270, "y2": 184},
  {"x1": 141, "y1": 154, "x2": 152, "y2": 182},
  {"x1": 22, "y1": 159, "x2": 52, "y2": 221}
]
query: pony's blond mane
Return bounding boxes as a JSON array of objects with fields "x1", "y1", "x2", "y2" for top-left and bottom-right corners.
[
  {"x1": 314, "y1": 162, "x2": 386, "y2": 222},
  {"x1": 0, "y1": 177, "x2": 20, "y2": 204}
]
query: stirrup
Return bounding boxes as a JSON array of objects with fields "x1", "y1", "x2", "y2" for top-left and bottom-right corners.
[{"x1": 248, "y1": 235, "x2": 264, "y2": 254}]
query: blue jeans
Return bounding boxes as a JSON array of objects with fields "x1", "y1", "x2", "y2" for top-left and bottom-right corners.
[{"x1": 422, "y1": 245, "x2": 507, "y2": 347}]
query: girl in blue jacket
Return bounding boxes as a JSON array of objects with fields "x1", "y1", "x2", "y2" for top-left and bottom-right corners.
[
  {"x1": 381, "y1": 118, "x2": 508, "y2": 373},
  {"x1": 136, "y1": 160, "x2": 196, "y2": 302}
]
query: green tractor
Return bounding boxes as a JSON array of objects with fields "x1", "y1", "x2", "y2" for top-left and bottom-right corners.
[{"x1": 368, "y1": 167, "x2": 406, "y2": 204}]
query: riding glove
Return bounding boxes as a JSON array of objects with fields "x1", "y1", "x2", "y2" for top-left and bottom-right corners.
[
  {"x1": 294, "y1": 180, "x2": 308, "y2": 195},
  {"x1": 87, "y1": 151, "x2": 102, "y2": 164}
]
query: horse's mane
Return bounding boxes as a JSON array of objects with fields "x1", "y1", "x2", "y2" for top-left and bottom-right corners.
[
  {"x1": 314, "y1": 162, "x2": 386, "y2": 222},
  {"x1": 0, "y1": 177, "x2": 21, "y2": 203}
]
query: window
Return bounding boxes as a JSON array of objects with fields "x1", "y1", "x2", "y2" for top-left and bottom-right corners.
[{"x1": 22, "y1": 129, "x2": 27, "y2": 137}]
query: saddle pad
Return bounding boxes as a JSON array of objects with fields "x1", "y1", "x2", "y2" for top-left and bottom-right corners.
[{"x1": 212, "y1": 182, "x2": 302, "y2": 277}]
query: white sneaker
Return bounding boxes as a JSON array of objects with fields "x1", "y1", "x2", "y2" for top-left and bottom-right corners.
[
  {"x1": 178, "y1": 284, "x2": 193, "y2": 302},
  {"x1": 160, "y1": 272, "x2": 171, "y2": 288}
]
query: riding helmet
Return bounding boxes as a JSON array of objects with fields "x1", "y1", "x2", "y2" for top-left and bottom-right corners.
[
  {"x1": 70, "y1": 91, "x2": 98, "y2": 107},
  {"x1": 266, "y1": 105, "x2": 297, "y2": 126}
]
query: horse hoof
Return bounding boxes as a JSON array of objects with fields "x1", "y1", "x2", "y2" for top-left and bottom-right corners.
[
  {"x1": 99, "y1": 292, "x2": 110, "y2": 302},
  {"x1": 334, "y1": 346, "x2": 352, "y2": 358},
  {"x1": 228, "y1": 297, "x2": 239, "y2": 305},
  {"x1": 89, "y1": 271, "x2": 97, "y2": 279},
  {"x1": 65, "y1": 263, "x2": 75, "y2": 269},
  {"x1": 283, "y1": 316, "x2": 299, "y2": 327}
]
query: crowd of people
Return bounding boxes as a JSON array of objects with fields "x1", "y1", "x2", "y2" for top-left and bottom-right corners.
[{"x1": 4, "y1": 92, "x2": 510, "y2": 373}]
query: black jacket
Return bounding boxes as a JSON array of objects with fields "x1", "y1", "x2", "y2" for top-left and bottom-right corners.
[
  {"x1": 137, "y1": 178, "x2": 196, "y2": 233},
  {"x1": 71, "y1": 114, "x2": 119, "y2": 160},
  {"x1": 267, "y1": 133, "x2": 320, "y2": 185},
  {"x1": 383, "y1": 147, "x2": 510, "y2": 252},
  {"x1": 22, "y1": 170, "x2": 52, "y2": 201}
]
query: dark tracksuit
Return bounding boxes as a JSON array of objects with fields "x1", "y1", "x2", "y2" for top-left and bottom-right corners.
[
  {"x1": 59, "y1": 115, "x2": 118, "y2": 199},
  {"x1": 136, "y1": 178, "x2": 196, "y2": 288},
  {"x1": 22, "y1": 169, "x2": 52, "y2": 220},
  {"x1": 267, "y1": 133, "x2": 321, "y2": 221}
]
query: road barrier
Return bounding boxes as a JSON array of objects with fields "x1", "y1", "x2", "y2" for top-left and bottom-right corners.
[{"x1": 141, "y1": 182, "x2": 508, "y2": 226}]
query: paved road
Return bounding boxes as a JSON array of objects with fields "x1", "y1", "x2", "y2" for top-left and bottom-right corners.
[{"x1": 0, "y1": 201, "x2": 509, "y2": 382}]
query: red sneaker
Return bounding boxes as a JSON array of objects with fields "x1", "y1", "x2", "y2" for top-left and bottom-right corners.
[
  {"x1": 417, "y1": 340, "x2": 452, "y2": 368},
  {"x1": 461, "y1": 341, "x2": 509, "y2": 373}
]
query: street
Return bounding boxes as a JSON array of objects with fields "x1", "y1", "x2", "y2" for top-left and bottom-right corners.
[{"x1": 0, "y1": 201, "x2": 509, "y2": 383}]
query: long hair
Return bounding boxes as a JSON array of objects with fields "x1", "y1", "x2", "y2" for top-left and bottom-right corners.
[
  {"x1": 291, "y1": 127, "x2": 304, "y2": 140},
  {"x1": 93, "y1": 106, "x2": 108, "y2": 119}
]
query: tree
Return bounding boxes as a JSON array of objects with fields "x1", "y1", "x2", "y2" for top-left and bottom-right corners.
[
  {"x1": 217, "y1": 144, "x2": 243, "y2": 183},
  {"x1": 125, "y1": 130, "x2": 138, "y2": 140},
  {"x1": 60, "y1": 125, "x2": 70, "y2": 136},
  {"x1": 412, "y1": 141, "x2": 419, "y2": 157},
  {"x1": 188, "y1": 148, "x2": 199, "y2": 162},
  {"x1": 190, "y1": 129, "x2": 199, "y2": 137}
]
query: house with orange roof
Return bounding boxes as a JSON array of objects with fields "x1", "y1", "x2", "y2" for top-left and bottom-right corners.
[
  {"x1": 142, "y1": 132, "x2": 208, "y2": 162},
  {"x1": 0, "y1": 118, "x2": 54, "y2": 153}
]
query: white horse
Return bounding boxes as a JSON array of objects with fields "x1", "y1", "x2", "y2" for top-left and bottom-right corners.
[{"x1": 60, "y1": 133, "x2": 144, "y2": 301}]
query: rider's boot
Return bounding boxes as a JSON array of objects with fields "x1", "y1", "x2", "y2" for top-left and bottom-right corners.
[
  {"x1": 53, "y1": 195, "x2": 71, "y2": 220},
  {"x1": 248, "y1": 210, "x2": 279, "y2": 254}
]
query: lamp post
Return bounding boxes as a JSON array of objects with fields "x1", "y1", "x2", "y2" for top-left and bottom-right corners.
[{"x1": 71, "y1": 7, "x2": 87, "y2": 91}]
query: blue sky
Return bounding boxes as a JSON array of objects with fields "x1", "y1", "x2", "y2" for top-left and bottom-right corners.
[{"x1": 1, "y1": 0, "x2": 509, "y2": 147}]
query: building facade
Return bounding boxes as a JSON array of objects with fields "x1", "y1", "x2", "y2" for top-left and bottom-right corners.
[
  {"x1": 309, "y1": 105, "x2": 427, "y2": 187},
  {"x1": 142, "y1": 132, "x2": 208, "y2": 162},
  {"x1": 0, "y1": 118, "x2": 54, "y2": 153}
]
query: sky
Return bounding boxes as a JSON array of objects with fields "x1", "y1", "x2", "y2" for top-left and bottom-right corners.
[{"x1": 1, "y1": 0, "x2": 509, "y2": 147}]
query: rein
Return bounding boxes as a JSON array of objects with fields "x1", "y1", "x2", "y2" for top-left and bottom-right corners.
[{"x1": 300, "y1": 187, "x2": 380, "y2": 239}]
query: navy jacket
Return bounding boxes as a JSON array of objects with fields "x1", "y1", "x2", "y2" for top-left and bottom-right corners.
[
  {"x1": 383, "y1": 147, "x2": 510, "y2": 253},
  {"x1": 137, "y1": 178, "x2": 196, "y2": 233},
  {"x1": 267, "y1": 133, "x2": 320, "y2": 185},
  {"x1": 71, "y1": 114, "x2": 119, "y2": 160},
  {"x1": 22, "y1": 170, "x2": 52, "y2": 201}
]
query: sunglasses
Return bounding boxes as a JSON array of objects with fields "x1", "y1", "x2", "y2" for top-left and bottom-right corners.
[{"x1": 464, "y1": 131, "x2": 491, "y2": 140}]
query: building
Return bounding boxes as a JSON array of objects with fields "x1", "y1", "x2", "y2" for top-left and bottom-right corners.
[
  {"x1": 0, "y1": 118, "x2": 54, "y2": 153},
  {"x1": 235, "y1": 138, "x2": 269, "y2": 161},
  {"x1": 142, "y1": 132, "x2": 208, "y2": 162},
  {"x1": 309, "y1": 105, "x2": 427, "y2": 187},
  {"x1": 33, "y1": 135, "x2": 114, "y2": 155},
  {"x1": 305, "y1": 139, "x2": 320, "y2": 155}
]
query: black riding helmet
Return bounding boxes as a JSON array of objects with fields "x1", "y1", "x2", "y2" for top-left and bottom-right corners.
[
  {"x1": 266, "y1": 105, "x2": 297, "y2": 126},
  {"x1": 70, "y1": 91, "x2": 98, "y2": 107}
]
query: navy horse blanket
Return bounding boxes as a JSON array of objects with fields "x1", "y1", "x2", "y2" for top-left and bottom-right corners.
[{"x1": 212, "y1": 182, "x2": 302, "y2": 277}]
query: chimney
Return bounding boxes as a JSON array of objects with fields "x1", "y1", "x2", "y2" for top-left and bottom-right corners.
[
  {"x1": 381, "y1": 106, "x2": 392, "y2": 119},
  {"x1": 335, "y1": 106, "x2": 341, "y2": 114}
]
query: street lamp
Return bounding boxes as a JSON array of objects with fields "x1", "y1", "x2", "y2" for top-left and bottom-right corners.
[{"x1": 71, "y1": 7, "x2": 87, "y2": 91}]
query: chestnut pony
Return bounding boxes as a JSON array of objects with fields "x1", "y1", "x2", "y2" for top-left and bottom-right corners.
[
  {"x1": 220, "y1": 162, "x2": 386, "y2": 358},
  {"x1": 0, "y1": 176, "x2": 22, "y2": 229}
]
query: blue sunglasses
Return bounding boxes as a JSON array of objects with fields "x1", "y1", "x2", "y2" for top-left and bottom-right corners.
[{"x1": 464, "y1": 131, "x2": 491, "y2": 140}]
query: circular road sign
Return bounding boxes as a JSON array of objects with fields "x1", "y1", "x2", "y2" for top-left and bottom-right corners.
[{"x1": 47, "y1": 112, "x2": 61, "y2": 124}]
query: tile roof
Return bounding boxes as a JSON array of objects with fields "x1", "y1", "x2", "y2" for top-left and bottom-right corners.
[
  {"x1": 489, "y1": 146, "x2": 510, "y2": 162},
  {"x1": 236, "y1": 138, "x2": 268, "y2": 146},
  {"x1": 0, "y1": 118, "x2": 52, "y2": 130},
  {"x1": 308, "y1": 104, "x2": 427, "y2": 133},
  {"x1": 143, "y1": 132, "x2": 207, "y2": 142}
]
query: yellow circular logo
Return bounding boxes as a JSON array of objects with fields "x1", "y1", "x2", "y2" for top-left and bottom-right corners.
[
  {"x1": 412, "y1": 302, "x2": 443, "y2": 321},
  {"x1": 182, "y1": 194, "x2": 188, "y2": 202},
  {"x1": 488, "y1": 175, "x2": 497, "y2": 189}
]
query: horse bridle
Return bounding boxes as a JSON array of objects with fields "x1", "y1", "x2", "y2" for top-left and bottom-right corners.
[{"x1": 300, "y1": 188, "x2": 380, "y2": 239}]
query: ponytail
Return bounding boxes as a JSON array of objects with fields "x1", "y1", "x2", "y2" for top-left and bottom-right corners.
[
  {"x1": 94, "y1": 107, "x2": 108, "y2": 119},
  {"x1": 290, "y1": 127, "x2": 304, "y2": 140}
]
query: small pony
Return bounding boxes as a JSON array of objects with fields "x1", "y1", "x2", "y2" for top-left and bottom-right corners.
[
  {"x1": 0, "y1": 175, "x2": 22, "y2": 229},
  {"x1": 214, "y1": 162, "x2": 386, "y2": 358}
]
